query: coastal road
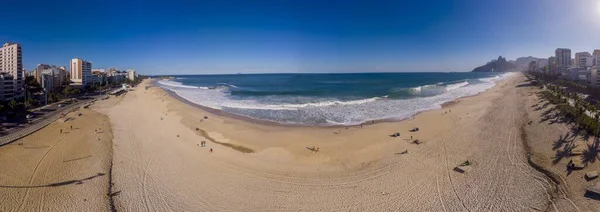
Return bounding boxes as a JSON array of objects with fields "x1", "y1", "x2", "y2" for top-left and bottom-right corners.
[{"x1": 0, "y1": 98, "x2": 96, "y2": 147}]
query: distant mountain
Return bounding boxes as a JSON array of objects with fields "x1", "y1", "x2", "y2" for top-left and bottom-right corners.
[
  {"x1": 472, "y1": 56, "x2": 517, "y2": 72},
  {"x1": 510, "y1": 56, "x2": 547, "y2": 70}
]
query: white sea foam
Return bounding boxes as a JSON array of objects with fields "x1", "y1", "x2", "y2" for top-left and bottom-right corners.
[
  {"x1": 158, "y1": 74, "x2": 511, "y2": 126},
  {"x1": 445, "y1": 81, "x2": 469, "y2": 91},
  {"x1": 158, "y1": 80, "x2": 208, "y2": 89},
  {"x1": 217, "y1": 83, "x2": 239, "y2": 88},
  {"x1": 277, "y1": 96, "x2": 385, "y2": 108},
  {"x1": 410, "y1": 83, "x2": 438, "y2": 92}
]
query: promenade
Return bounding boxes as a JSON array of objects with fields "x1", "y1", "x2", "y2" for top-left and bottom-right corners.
[{"x1": 0, "y1": 99, "x2": 93, "y2": 146}]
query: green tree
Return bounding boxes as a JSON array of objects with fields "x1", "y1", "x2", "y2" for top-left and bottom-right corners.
[
  {"x1": 49, "y1": 92, "x2": 61, "y2": 103},
  {"x1": 63, "y1": 86, "x2": 81, "y2": 97},
  {"x1": 24, "y1": 99, "x2": 32, "y2": 109},
  {"x1": 8, "y1": 99, "x2": 18, "y2": 110}
]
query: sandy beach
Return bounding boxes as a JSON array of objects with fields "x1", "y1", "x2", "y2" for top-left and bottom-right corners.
[
  {"x1": 0, "y1": 108, "x2": 113, "y2": 211},
  {"x1": 99, "y1": 73, "x2": 585, "y2": 211},
  {"x1": 2, "y1": 73, "x2": 599, "y2": 211}
]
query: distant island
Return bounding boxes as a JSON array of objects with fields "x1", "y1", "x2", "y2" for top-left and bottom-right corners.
[{"x1": 472, "y1": 56, "x2": 517, "y2": 72}]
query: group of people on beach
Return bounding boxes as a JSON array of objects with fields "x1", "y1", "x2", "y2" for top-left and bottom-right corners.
[
  {"x1": 307, "y1": 146, "x2": 320, "y2": 152},
  {"x1": 198, "y1": 141, "x2": 213, "y2": 153}
]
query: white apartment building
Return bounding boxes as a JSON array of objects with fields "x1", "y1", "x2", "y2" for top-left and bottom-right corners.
[
  {"x1": 575, "y1": 52, "x2": 591, "y2": 68},
  {"x1": 578, "y1": 56, "x2": 595, "y2": 68},
  {"x1": 109, "y1": 71, "x2": 127, "y2": 84},
  {"x1": 0, "y1": 42, "x2": 24, "y2": 100},
  {"x1": 36, "y1": 64, "x2": 66, "y2": 89},
  {"x1": 70, "y1": 58, "x2": 92, "y2": 86},
  {"x1": 127, "y1": 69, "x2": 136, "y2": 81},
  {"x1": 35, "y1": 64, "x2": 51, "y2": 84}
]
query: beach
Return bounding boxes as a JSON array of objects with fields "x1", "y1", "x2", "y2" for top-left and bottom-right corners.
[
  {"x1": 1, "y1": 73, "x2": 598, "y2": 211},
  {"x1": 0, "y1": 108, "x2": 113, "y2": 211},
  {"x1": 101, "y1": 73, "x2": 579, "y2": 211}
]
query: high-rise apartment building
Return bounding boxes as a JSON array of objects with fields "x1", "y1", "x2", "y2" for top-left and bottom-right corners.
[
  {"x1": 0, "y1": 42, "x2": 24, "y2": 100},
  {"x1": 555, "y1": 48, "x2": 572, "y2": 73},
  {"x1": 574, "y1": 52, "x2": 591, "y2": 68},
  {"x1": 548, "y1": 56, "x2": 558, "y2": 75},
  {"x1": 127, "y1": 69, "x2": 136, "y2": 81},
  {"x1": 35, "y1": 64, "x2": 52, "y2": 84},
  {"x1": 593, "y1": 50, "x2": 600, "y2": 67},
  {"x1": 36, "y1": 64, "x2": 67, "y2": 89},
  {"x1": 70, "y1": 58, "x2": 92, "y2": 86},
  {"x1": 58, "y1": 66, "x2": 67, "y2": 86},
  {"x1": 0, "y1": 73, "x2": 15, "y2": 100}
]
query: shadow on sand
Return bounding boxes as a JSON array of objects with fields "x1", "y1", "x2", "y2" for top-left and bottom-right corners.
[
  {"x1": 582, "y1": 138, "x2": 600, "y2": 164},
  {"x1": 0, "y1": 173, "x2": 105, "y2": 188}
]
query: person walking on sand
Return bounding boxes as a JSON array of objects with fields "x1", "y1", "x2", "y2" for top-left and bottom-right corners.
[
  {"x1": 210, "y1": 148, "x2": 213, "y2": 153},
  {"x1": 60, "y1": 129, "x2": 62, "y2": 134},
  {"x1": 70, "y1": 125, "x2": 72, "y2": 130}
]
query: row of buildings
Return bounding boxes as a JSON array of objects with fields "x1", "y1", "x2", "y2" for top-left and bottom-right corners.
[
  {"x1": 529, "y1": 48, "x2": 600, "y2": 86},
  {"x1": 39, "y1": 59, "x2": 137, "y2": 91},
  {"x1": 0, "y1": 41, "x2": 138, "y2": 101}
]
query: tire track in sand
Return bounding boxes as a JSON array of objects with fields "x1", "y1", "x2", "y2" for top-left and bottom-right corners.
[
  {"x1": 142, "y1": 149, "x2": 153, "y2": 212},
  {"x1": 15, "y1": 132, "x2": 73, "y2": 212}
]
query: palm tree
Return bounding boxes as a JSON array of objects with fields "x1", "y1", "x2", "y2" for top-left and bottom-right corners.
[
  {"x1": 8, "y1": 99, "x2": 18, "y2": 110},
  {"x1": 24, "y1": 99, "x2": 32, "y2": 109}
]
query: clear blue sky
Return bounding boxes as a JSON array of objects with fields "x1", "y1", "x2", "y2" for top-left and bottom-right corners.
[{"x1": 2, "y1": 0, "x2": 600, "y2": 75}]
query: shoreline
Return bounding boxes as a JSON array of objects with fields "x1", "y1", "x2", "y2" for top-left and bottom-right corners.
[
  {"x1": 153, "y1": 75, "x2": 513, "y2": 128},
  {"x1": 100, "y1": 72, "x2": 590, "y2": 211}
]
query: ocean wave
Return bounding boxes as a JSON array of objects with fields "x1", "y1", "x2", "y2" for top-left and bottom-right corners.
[
  {"x1": 276, "y1": 96, "x2": 386, "y2": 108},
  {"x1": 230, "y1": 89, "x2": 320, "y2": 96},
  {"x1": 479, "y1": 72, "x2": 514, "y2": 83},
  {"x1": 158, "y1": 80, "x2": 208, "y2": 89},
  {"x1": 159, "y1": 73, "x2": 510, "y2": 126},
  {"x1": 410, "y1": 83, "x2": 438, "y2": 92},
  {"x1": 445, "y1": 81, "x2": 469, "y2": 91},
  {"x1": 217, "y1": 83, "x2": 239, "y2": 88}
]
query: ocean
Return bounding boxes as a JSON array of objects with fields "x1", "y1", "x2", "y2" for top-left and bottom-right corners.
[{"x1": 157, "y1": 72, "x2": 513, "y2": 126}]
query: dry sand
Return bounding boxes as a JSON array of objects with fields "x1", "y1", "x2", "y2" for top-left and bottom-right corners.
[
  {"x1": 96, "y1": 74, "x2": 586, "y2": 211},
  {"x1": 1, "y1": 73, "x2": 597, "y2": 211},
  {"x1": 521, "y1": 80, "x2": 600, "y2": 211},
  {"x1": 0, "y1": 108, "x2": 113, "y2": 211}
]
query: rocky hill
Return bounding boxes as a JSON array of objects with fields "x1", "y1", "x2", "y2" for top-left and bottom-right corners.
[{"x1": 472, "y1": 56, "x2": 517, "y2": 72}]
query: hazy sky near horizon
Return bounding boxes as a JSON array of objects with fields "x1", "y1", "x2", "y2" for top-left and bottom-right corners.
[{"x1": 2, "y1": 0, "x2": 600, "y2": 75}]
